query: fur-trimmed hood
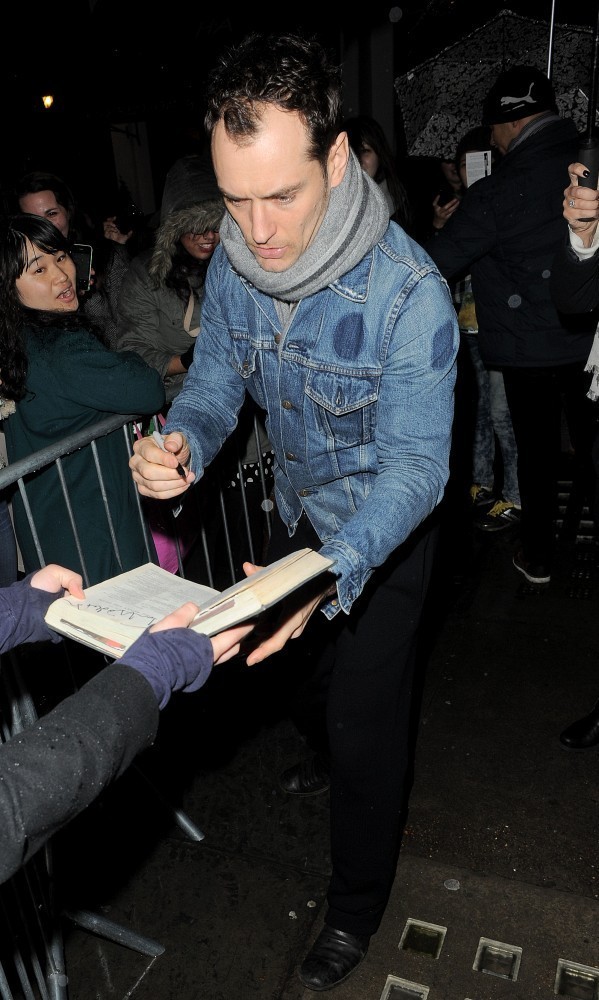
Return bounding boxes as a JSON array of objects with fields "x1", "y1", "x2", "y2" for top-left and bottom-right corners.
[{"x1": 149, "y1": 200, "x2": 224, "y2": 285}]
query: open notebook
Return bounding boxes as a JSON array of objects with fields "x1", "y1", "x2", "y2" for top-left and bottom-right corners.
[{"x1": 44, "y1": 548, "x2": 334, "y2": 658}]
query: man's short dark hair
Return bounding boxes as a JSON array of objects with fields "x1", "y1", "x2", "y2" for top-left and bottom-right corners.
[{"x1": 203, "y1": 32, "x2": 343, "y2": 168}]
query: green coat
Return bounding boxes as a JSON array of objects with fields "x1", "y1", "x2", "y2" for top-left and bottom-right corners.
[{"x1": 4, "y1": 324, "x2": 165, "y2": 586}]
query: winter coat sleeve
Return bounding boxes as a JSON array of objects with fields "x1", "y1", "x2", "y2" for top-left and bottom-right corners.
[
  {"x1": 53, "y1": 328, "x2": 165, "y2": 415},
  {"x1": 550, "y1": 234, "x2": 599, "y2": 314},
  {"x1": 116, "y1": 256, "x2": 195, "y2": 381},
  {"x1": 0, "y1": 578, "x2": 218, "y2": 882},
  {"x1": 423, "y1": 182, "x2": 498, "y2": 281},
  {"x1": 0, "y1": 664, "x2": 159, "y2": 884}
]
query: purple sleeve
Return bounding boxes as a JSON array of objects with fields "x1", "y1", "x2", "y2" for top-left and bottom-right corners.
[
  {"x1": 120, "y1": 628, "x2": 215, "y2": 709},
  {"x1": 0, "y1": 576, "x2": 63, "y2": 653}
]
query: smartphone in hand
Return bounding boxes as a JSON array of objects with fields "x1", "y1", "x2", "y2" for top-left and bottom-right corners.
[
  {"x1": 70, "y1": 243, "x2": 93, "y2": 293},
  {"x1": 437, "y1": 189, "x2": 457, "y2": 207}
]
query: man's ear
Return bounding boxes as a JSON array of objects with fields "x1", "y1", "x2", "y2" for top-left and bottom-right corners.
[{"x1": 329, "y1": 132, "x2": 350, "y2": 190}]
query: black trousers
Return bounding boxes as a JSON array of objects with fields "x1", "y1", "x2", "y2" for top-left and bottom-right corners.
[
  {"x1": 502, "y1": 363, "x2": 599, "y2": 566},
  {"x1": 267, "y1": 511, "x2": 438, "y2": 937}
]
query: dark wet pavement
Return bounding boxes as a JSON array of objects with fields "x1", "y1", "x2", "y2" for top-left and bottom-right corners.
[{"x1": 54, "y1": 479, "x2": 599, "y2": 1000}]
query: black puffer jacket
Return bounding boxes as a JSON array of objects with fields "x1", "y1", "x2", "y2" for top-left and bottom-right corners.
[
  {"x1": 551, "y1": 236, "x2": 599, "y2": 315},
  {"x1": 425, "y1": 116, "x2": 596, "y2": 367}
]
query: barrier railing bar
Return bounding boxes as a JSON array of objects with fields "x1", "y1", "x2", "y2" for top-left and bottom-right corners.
[
  {"x1": 121, "y1": 422, "x2": 158, "y2": 566},
  {"x1": 90, "y1": 438, "x2": 124, "y2": 575},
  {"x1": 0, "y1": 411, "x2": 145, "y2": 491},
  {"x1": 55, "y1": 457, "x2": 91, "y2": 589}
]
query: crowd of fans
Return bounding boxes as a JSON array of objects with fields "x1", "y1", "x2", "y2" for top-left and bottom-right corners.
[{"x1": 0, "y1": 41, "x2": 597, "y2": 997}]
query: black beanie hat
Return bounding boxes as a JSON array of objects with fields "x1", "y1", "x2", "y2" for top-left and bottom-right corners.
[{"x1": 482, "y1": 65, "x2": 558, "y2": 125}]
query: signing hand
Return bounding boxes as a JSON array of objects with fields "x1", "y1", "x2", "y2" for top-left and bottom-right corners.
[
  {"x1": 563, "y1": 162, "x2": 599, "y2": 246},
  {"x1": 130, "y1": 432, "x2": 195, "y2": 500},
  {"x1": 30, "y1": 565, "x2": 85, "y2": 600}
]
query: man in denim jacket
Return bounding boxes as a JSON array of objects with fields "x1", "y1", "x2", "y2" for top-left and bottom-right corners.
[{"x1": 130, "y1": 32, "x2": 458, "y2": 992}]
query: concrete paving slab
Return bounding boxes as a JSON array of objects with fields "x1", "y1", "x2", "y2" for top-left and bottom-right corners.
[{"x1": 280, "y1": 857, "x2": 599, "y2": 1000}]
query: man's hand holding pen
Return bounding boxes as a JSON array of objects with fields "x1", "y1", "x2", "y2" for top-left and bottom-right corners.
[{"x1": 130, "y1": 431, "x2": 196, "y2": 500}]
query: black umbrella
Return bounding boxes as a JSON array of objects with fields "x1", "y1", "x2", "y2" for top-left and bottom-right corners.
[
  {"x1": 394, "y1": 8, "x2": 595, "y2": 160},
  {"x1": 578, "y1": 2, "x2": 599, "y2": 186}
]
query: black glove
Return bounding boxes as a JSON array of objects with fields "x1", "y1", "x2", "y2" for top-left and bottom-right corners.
[{"x1": 180, "y1": 345, "x2": 195, "y2": 371}]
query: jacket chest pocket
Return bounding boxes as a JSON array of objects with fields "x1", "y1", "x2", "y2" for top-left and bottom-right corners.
[
  {"x1": 230, "y1": 340, "x2": 270, "y2": 411},
  {"x1": 305, "y1": 369, "x2": 379, "y2": 446}
]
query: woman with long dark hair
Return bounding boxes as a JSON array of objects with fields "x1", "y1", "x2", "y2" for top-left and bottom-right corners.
[
  {"x1": 15, "y1": 170, "x2": 138, "y2": 348},
  {"x1": 0, "y1": 213, "x2": 165, "y2": 585}
]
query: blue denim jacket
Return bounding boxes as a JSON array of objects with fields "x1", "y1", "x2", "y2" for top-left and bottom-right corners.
[{"x1": 165, "y1": 225, "x2": 459, "y2": 615}]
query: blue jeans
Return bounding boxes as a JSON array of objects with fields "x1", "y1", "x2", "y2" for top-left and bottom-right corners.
[{"x1": 464, "y1": 333, "x2": 520, "y2": 505}]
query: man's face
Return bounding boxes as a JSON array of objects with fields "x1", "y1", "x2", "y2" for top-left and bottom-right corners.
[
  {"x1": 212, "y1": 104, "x2": 349, "y2": 272},
  {"x1": 490, "y1": 122, "x2": 513, "y2": 156}
]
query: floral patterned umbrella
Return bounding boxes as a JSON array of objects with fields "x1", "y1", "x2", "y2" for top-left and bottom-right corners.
[{"x1": 394, "y1": 8, "x2": 595, "y2": 159}]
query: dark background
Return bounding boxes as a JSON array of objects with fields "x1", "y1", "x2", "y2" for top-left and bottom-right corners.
[{"x1": 2, "y1": 1, "x2": 597, "y2": 222}]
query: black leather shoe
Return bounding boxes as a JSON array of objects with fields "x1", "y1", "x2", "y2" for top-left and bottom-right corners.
[
  {"x1": 299, "y1": 925, "x2": 369, "y2": 991},
  {"x1": 560, "y1": 701, "x2": 599, "y2": 750},
  {"x1": 279, "y1": 753, "x2": 330, "y2": 796}
]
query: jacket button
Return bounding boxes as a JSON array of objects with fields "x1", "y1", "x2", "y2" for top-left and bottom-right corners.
[
  {"x1": 285, "y1": 451, "x2": 295, "y2": 461},
  {"x1": 282, "y1": 400, "x2": 293, "y2": 410},
  {"x1": 299, "y1": 488, "x2": 311, "y2": 497},
  {"x1": 274, "y1": 333, "x2": 281, "y2": 344}
]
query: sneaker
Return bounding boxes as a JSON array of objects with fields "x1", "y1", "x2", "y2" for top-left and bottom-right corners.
[
  {"x1": 477, "y1": 500, "x2": 521, "y2": 532},
  {"x1": 512, "y1": 549, "x2": 551, "y2": 585},
  {"x1": 470, "y1": 484, "x2": 495, "y2": 508}
]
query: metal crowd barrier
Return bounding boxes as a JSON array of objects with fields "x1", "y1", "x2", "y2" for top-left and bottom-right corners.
[{"x1": 0, "y1": 405, "x2": 274, "y2": 998}]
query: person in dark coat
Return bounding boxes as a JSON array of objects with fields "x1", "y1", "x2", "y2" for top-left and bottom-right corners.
[
  {"x1": 549, "y1": 160, "x2": 599, "y2": 749},
  {"x1": 425, "y1": 66, "x2": 598, "y2": 586},
  {"x1": 0, "y1": 562, "x2": 252, "y2": 884},
  {"x1": 0, "y1": 213, "x2": 165, "y2": 586}
]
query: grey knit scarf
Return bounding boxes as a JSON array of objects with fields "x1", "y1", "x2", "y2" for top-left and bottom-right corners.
[{"x1": 219, "y1": 149, "x2": 390, "y2": 302}]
